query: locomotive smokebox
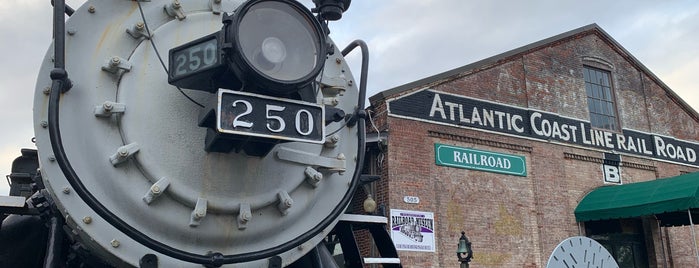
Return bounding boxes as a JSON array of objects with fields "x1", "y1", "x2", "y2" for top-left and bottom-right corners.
[{"x1": 30, "y1": 0, "x2": 364, "y2": 266}]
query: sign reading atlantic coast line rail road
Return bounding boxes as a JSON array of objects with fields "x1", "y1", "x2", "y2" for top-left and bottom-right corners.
[{"x1": 388, "y1": 89, "x2": 699, "y2": 167}]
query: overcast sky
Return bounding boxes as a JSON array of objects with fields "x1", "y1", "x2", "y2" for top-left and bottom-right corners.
[{"x1": 1, "y1": 0, "x2": 698, "y2": 195}]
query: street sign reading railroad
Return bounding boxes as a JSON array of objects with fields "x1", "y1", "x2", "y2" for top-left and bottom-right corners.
[{"x1": 434, "y1": 143, "x2": 527, "y2": 176}]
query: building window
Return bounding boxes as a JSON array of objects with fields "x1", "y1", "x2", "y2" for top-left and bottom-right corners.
[{"x1": 583, "y1": 66, "x2": 619, "y2": 131}]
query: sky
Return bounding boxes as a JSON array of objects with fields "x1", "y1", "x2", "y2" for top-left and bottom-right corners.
[{"x1": 1, "y1": 0, "x2": 698, "y2": 195}]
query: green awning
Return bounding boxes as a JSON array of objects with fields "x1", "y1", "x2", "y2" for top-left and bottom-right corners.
[{"x1": 575, "y1": 172, "x2": 699, "y2": 226}]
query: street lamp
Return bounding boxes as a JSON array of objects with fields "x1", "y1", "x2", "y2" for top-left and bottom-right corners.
[{"x1": 456, "y1": 231, "x2": 473, "y2": 268}]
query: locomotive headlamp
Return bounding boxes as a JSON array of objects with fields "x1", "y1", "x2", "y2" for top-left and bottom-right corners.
[
  {"x1": 223, "y1": 0, "x2": 327, "y2": 95},
  {"x1": 168, "y1": 0, "x2": 326, "y2": 95}
]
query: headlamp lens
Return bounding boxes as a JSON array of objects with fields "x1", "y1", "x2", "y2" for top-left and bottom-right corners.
[
  {"x1": 261, "y1": 37, "x2": 287, "y2": 64},
  {"x1": 238, "y1": 1, "x2": 322, "y2": 83}
]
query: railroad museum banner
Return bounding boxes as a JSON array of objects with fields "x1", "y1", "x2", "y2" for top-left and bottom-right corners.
[
  {"x1": 390, "y1": 209, "x2": 436, "y2": 252},
  {"x1": 387, "y1": 89, "x2": 699, "y2": 167}
]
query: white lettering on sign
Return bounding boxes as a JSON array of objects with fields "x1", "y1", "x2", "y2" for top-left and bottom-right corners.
[
  {"x1": 615, "y1": 134, "x2": 654, "y2": 155},
  {"x1": 603, "y1": 164, "x2": 621, "y2": 184},
  {"x1": 580, "y1": 124, "x2": 614, "y2": 148},
  {"x1": 530, "y1": 112, "x2": 578, "y2": 142},
  {"x1": 654, "y1": 136, "x2": 697, "y2": 162},
  {"x1": 428, "y1": 93, "x2": 525, "y2": 133},
  {"x1": 394, "y1": 90, "x2": 699, "y2": 167},
  {"x1": 429, "y1": 94, "x2": 446, "y2": 119},
  {"x1": 452, "y1": 151, "x2": 512, "y2": 169}
]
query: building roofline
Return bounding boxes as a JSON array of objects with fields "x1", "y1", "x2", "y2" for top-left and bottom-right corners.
[{"x1": 368, "y1": 23, "x2": 699, "y2": 122}]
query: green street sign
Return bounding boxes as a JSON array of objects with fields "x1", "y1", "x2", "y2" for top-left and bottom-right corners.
[{"x1": 434, "y1": 143, "x2": 527, "y2": 176}]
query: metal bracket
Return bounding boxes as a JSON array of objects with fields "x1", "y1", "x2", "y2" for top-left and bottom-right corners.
[
  {"x1": 126, "y1": 22, "x2": 152, "y2": 39},
  {"x1": 164, "y1": 0, "x2": 186, "y2": 20},
  {"x1": 276, "y1": 147, "x2": 345, "y2": 172},
  {"x1": 277, "y1": 191, "x2": 293, "y2": 215},
  {"x1": 94, "y1": 101, "x2": 126, "y2": 117},
  {"x1": 109, "y1": 143, "x2": 140, "y2": 166},
  {"x1": 237, "y1": 203, "x2": 251, "y2": 230},
  {"x1": 142, "y1": 177, "x2": 170, "y2": 205},
  {"x1": 101, "y1": 56, "x2": 132, "y2": 75},
  {"x1": 304, "y1": 166, "x2": 323, "y2": 187},
  {"x1": 320, "y1": 70, "x2": 348, "y2": 96},
  {"x1": 323, "y1": 97, "x2": 339, "y2": 106},
  {"x1": 189, "y1": 198, "x2": 208, "y2": 227}
]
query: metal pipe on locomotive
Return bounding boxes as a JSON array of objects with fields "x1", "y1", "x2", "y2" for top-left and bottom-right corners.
[{"x1": 0, "y1": 0, "x2": 400, "y2": 267}]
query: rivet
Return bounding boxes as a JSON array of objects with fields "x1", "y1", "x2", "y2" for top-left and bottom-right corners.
[
  {"x1": 48, "y1": 155, "x2": 56, "y2": 162},
  {"x1": 151, "y1": 185, "x2": 161, "y2": 194},
  {"x1": 135, "y1": 22, "x2": 145, "y2": 31},
  {"x1": 40, "y1": 121, "x2": 48, "y2": 128},
  {"x1": 110, "y1": 57, "x2": 121, "y2": 67},
  {"x1": 103, "y1": 102, "x2": 113, "y2": 111},
  {"x1": 297, "y1": 244, "x2": 304, "y2": 250},
  {"x1": 88, "y1": 5, "x2": 96, "y2": 13},
  {"x1": 82, "y1": 216, "x2": 92, "y2": 224},
  {"x1": 43, "y1": 87, "x2": 51, "y2": 95},
  {"x1": 348, "y1": 80, "x2": 354, "y2": 86},
  {"x1": 62, "y1": 187, "x2": 70, "y2": 194},
  {"x1": 241, "y1": 211, "x2": 251, "y2": 222},
  {"x1": 118, "y1": 148, "x2": 129, "y2": 158},
  {"x1": 337, "y1": 153, "x2": 346, "y2": 160},
  {"x1": 67, "y1": 28, "x2": 76, "y2": 35},
  {"x1": 111, "y1": 239, "x2": 120, "y2": 248},
  {"x1": 335, "y1": 58, "x2": 342, "y2": 64},
  {"x1": 173, "y1": 0, "x2": 181, "y2": 9}
]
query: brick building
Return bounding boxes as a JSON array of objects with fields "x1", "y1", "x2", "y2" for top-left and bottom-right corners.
[{"x1": 358, "y1": 24, "x2": 699, "y2": 267}]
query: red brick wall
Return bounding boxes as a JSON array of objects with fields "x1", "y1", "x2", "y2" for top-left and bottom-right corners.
[{"x1": 366, "y1": 28, "x2": 699, "y2": 267}]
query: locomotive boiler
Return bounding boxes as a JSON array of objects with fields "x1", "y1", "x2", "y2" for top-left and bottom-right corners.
[{"x1": 0, "y1": 0, "x2": 400, "y2": 267}]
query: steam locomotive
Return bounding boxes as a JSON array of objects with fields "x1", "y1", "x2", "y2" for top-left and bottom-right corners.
[{"x1": 0, "y1": 0, "x2": 400, "y2": 267}]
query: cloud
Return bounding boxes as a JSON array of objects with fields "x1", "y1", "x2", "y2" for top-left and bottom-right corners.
[
  {"x1": 662, "y1": 57, "x2": 699, "y2": 109},
  {"x1": 327, "y1": 0, "x2": 699, "y2": 114},
  {"x1": 1, "y1": 0, "x2": 698, "y2": 195}
]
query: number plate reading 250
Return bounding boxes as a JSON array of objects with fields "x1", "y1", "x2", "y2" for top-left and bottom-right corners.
[{"x1": 217, "y1": 90, "x2": 325, "y2": 144}]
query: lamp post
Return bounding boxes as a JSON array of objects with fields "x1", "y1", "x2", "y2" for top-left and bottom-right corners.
[{"x1": 456, "y1": 231, "x2": 473, "y2": 268}]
